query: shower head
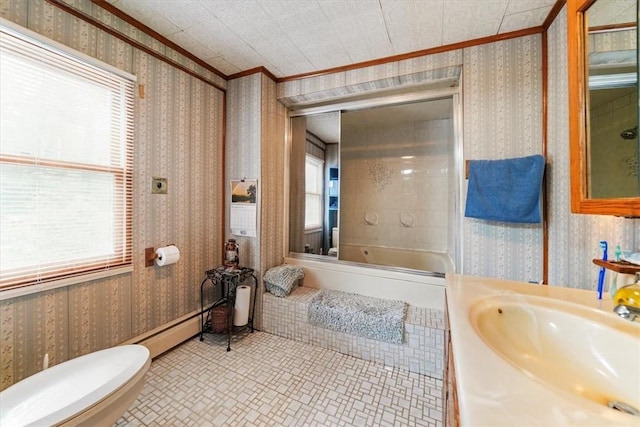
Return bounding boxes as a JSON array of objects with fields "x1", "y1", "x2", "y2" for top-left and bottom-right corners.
[{"x1": 620, "y1": 126, "x2": 637, "y2": 140}]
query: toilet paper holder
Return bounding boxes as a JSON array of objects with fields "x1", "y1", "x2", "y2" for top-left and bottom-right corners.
[{"x1": 145, "y1": 244, "x2": 176, "y2": 267}]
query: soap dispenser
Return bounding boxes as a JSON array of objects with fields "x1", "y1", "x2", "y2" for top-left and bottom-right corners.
[{"x1": 613, "y1": 273, "x2": 640, "y2": 310}]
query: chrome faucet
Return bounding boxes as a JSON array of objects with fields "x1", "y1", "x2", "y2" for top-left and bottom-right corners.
[
  {"x1": 613, "y1": 304, "x2": 640, "y2": 321},
  {"x1": 612, "y1": 272, "x2": 640, "y2": 321}
]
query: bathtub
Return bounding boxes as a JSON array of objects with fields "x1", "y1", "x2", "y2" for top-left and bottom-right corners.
[
  {"x1": 0, "y1": 345, "x2": 150, "y2": 427},
  {"x1": 285, "y1": 254, "x2": 447, "y2": 310},
  {"x1": 338, "y1": 244, "x2": 455, "y2": 274}
]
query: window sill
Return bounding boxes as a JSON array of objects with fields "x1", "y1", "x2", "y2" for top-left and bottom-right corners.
[{"x1": 0, "y1": 266, "x2": 134, "y2": 301}]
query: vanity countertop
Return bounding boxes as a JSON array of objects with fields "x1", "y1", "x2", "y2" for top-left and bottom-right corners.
[{"x1": 445, "y1": 273, "x2": 640, "y2": 426}]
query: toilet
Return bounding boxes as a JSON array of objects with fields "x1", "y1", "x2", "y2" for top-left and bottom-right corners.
[
  {"x1": 0, "y1": 344, "x2": 150, "y2": 427},
  {"x1": 328, "y1": 227, "x2": 339, "y2": 256}
]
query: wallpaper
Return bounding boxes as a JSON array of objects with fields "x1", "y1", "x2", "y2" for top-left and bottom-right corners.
[
  {"x1": 225, "y1": 74, "x2": 261, "y2": 276},
  {"x1": 278, "y1": 51, "x2": 462, "y2": 107},
  {"x1": 258, "y1": 73, "x2": 287, "y2": 325},
  {"x1": 289, "y1": 117, "x2": 307, "y2": 254},
  {"x1": 461, "y1": 35, "x2": 544, "y2": 283},
  {"x1": 1, "y1": 288, "x2": 68, "y2": 388},
  {"x1": 0, "y1": 0, "x2": 224, "y2": 389},
  {"x1": 131, "y1": 49, "x2": 224, "y2": 336},
  {"x1": 546, "y1": 8, "x2": 639, "y2": 289},
  {"x1": 225, "y1": 73, "x2": 286, "y2": 329}
]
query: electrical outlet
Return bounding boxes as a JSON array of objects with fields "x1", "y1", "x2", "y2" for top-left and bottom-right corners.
[{"x1": 151, "y1": 177, "x2": 167, "y2": 194}]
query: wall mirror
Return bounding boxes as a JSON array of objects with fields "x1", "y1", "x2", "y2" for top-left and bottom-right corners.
[
  {"x1": 568, "y1": 0, "x2": 639, "y2": 216},
  {"x1": 288, "y1": 92, "x2": 461, "y2": 275}
]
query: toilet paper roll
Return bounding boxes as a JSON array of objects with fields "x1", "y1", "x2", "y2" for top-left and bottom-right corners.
[
  {"x1": 233, "y1": 285, "x2": 251, "y2": 326},
  {"x1": 155, "y1": 245, "x2": 180, "y2": 267}
]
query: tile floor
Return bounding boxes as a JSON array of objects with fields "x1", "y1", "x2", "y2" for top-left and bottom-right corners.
[{"x1": 114, "y1": 330, "x2": 443, "y2": 426}]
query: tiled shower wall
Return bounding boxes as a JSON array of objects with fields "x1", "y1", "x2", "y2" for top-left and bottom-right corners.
[
  {"x1": 340, "y1": 118, "x2": 453, "y2": 253},
  {"x1": 590, "y1": 88, "x2": 638, "y2": 198},
  {"x1": 0, "y1": 0, "x2": 225, "y2": 390}
]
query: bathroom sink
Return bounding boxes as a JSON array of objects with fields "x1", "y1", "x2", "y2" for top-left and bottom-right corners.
[{"x1": 469, "y1": 294, "x2": 640, "y2": 414}]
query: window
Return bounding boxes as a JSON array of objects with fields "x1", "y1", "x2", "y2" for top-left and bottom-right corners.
[
  {"x1": 305, "y1": 154, "x2": 324, "y2": 230},
  {"x1": 0, "y1": 23, "x2": 134, "y2": 289}
]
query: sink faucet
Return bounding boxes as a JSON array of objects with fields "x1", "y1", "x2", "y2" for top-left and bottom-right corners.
[
  {"x1": 613, "y1": 304, "x2": 640, "y2": 321},
  {"x1": 612, "y1": 273, "x2": 640, "y2": 321}
]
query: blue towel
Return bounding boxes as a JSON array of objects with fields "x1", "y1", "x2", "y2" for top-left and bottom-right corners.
[{"x1": 465, "y1": 155, "x2": 545, "y2": 223}]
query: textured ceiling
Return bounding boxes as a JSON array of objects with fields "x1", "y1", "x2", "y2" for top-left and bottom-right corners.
[{"x1": 106, "y1": 0, "x2": 559, "y2": 78}]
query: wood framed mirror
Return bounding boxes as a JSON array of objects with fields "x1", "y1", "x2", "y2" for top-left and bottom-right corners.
[{"x1": 568, "y1": 0, "x2": 639, "y2": 216}]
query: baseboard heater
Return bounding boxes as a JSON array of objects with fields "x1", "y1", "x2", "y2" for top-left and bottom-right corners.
[{"x1": 123, "y1": 308, "x2": 209, "y2": 358}]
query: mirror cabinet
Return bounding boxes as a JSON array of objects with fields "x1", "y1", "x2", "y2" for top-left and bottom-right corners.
[{"x1": 568, "y1": 0, "x2": 639, "y2": 216}]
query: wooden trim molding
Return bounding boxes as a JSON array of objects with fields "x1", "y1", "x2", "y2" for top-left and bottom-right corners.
[
  {"x1": 228, "y1": 66, "x2": 278, "y2": 82},
  {"x1": 221, "y1": 91, "x2": 227, "y2": 266},
  {"x1": 568, "y1": 0, "x2": 591, "y2": 212},
  {"x1": 45, "y1": 0, "x2": 226, "y2": 92},
  {"x1": 541, "y1": 30, "x2": 549, "y2": 285},
  {"x1": 90, "y1": 0, "x2": 227, "y2": 81},
  {"x1": 91, "y1": 0, "x2": 282, "y2": 83},
  {"x1": 567, "y1": 0, "x2": 640, "y2": 216},
  {"x1": 543, "y1": 0, "x2": 567, "y2": 31},
  {"x1": 277, "y1": 26, "x2": 544, "y2": 82},
  {"x1": 589, "y1": 22, "x2": 637, "y2": 33}
]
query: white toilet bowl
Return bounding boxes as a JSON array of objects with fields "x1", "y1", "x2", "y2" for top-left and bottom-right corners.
[
  {"x1": 0, "y1": 344, "x2": 150, "y2": 427},
  {"x1": 328, "y1": 227, "x2": 339, "y2": 256}
]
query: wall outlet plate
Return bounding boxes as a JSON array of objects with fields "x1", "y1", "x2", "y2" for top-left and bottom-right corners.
[{"x1": 151, "y1": 177, "x2": 167, "y2": 194}]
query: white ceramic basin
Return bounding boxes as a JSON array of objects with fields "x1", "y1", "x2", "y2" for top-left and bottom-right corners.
[{"x1": 470, "y1": 294, "x2": 640, "y2": 414}]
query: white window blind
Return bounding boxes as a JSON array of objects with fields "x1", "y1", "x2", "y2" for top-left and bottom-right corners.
[
  {"x1": 305, "y1": 155, "x2": 324, "y2": 230},
  {"x1": 0, "y1": 24, "x2": 134, "y2": 289}
]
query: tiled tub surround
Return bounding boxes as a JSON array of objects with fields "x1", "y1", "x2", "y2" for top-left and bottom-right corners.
[
  {"x1": 262, "y1": 287, "x2": 445, "y2": 380},
  {"x1": 340, "y1": 116, "x2": 453, "y2": 256}
]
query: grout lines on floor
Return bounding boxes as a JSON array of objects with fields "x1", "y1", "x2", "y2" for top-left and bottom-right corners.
[{"x1": 114, "y1": 331, "x2": 443, "y2": 427}]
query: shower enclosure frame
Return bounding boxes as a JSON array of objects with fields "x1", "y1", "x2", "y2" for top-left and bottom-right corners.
[{"x1": 284, "y1": 86, "x2": 465, "y2": 275}]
